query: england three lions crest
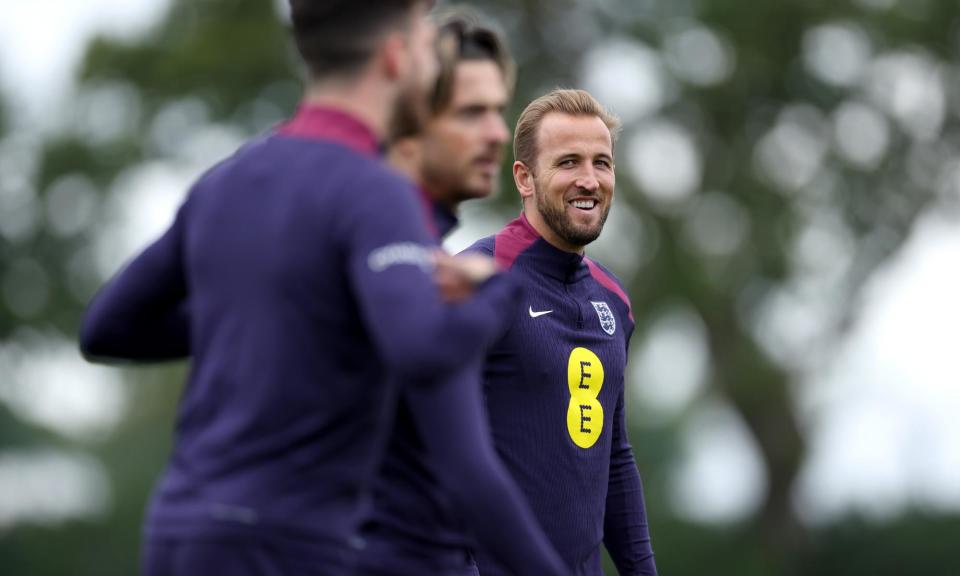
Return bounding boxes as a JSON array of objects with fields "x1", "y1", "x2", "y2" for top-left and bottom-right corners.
[{"x1": 591, "y1": 301, "x2": 616, "y2": 335}]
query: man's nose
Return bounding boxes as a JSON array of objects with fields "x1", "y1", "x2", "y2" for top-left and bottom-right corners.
[{"x1": 575, "y1": 168, "x2": 600, "y2": 192}]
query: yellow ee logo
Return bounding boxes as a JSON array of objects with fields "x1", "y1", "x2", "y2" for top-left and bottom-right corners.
[{"x1": 566, "y1": 347, "x2": 604, "y2": 448}]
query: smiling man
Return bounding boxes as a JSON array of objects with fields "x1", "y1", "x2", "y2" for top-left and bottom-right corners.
[{"x1": 463, "y1": 89, "x2": 658, "y2": 576}]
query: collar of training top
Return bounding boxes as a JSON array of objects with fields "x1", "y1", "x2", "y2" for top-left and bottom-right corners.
[
  {"x1": 493, "y1": 213, "x2": 633, "y2": 318},
  {"x1": 278, "y1": 104, "x2": 380, "y2": 156},
  {"x1": 495, "y1": 212, "x2": 589, "y2": 283},
  {"x1": 418, "y1": 186, "x2": 459, "y2": 240}
]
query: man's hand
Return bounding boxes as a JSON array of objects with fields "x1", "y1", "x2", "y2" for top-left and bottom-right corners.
[{"x1": 433, "y1": 251, "x2": 499, "y2": 302}]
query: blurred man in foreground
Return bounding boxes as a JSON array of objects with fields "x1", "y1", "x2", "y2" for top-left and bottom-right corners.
[
  {"x1": 79, "y1": 1, "x2": 528, "y2": 574},
  {"x1": 463, "y1": 89, "x2": 658, "y2": 575},
  {"x1": 356, "y1": 11, "x2": 568, "y2": 576}
]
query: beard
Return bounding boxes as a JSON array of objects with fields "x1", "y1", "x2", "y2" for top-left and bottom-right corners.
[
  {"x1": 390, "y1": 80, "x2": 430, "y2": 141},
  {"x1": 420, "y1": 148, "x2": 501, "y2": 206},
  {"x1": 534, "y1": 180, "x2": 610, "y2": 248},
  {"x1": 389, "y1": 50, "x2": 434, "y2": 140}
]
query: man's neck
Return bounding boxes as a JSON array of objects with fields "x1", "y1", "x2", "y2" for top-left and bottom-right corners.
[
  {"x1": 302, "y1": 76, "x2": 394, "y2": 141},
  {"x1": 430, "y1": 192, "x2": 461, "y2": 215},
  {"x1": 387, "y1": 142, "x2": 421, "y2": 182}
]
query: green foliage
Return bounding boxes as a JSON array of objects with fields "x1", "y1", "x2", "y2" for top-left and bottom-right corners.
[
  {"x1": 0, "y1": 366, "x2": 183, "y2": 575},
  {"x1": 36, "y1": 137, "x2": 141, "y2": 193},
  {"x1": 80, "y1": 0, "x2": 298, "y2": 120},
  {"x1": 602, "y1": 514, "x2": 960, "y2": 575},
  {"x1": 4, "y1": 0, "x2": 960, "y2": 574},
  {"x1": 806, "y1": 513, "x2": 960, "y2": 575}
]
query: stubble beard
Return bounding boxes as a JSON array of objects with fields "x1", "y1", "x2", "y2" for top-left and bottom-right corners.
[
  {"x1": 392, "y1": 88, "x2": 427, "y2": 139},
  {"x1": 533, "y1": 179, "x2": 610, "y2": 248},
  {"x1": 391, "y1": 57, "x2": 432, "y2": 138},
  {"x1": 421, "y1": 149, "x2": 500, "y2": 208}
]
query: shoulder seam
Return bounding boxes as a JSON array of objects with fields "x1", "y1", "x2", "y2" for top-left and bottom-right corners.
[{"x1": 585, "y1": 258, "x2": 634, "y2": 322}]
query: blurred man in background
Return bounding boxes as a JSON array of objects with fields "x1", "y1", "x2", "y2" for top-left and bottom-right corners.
[
  {"x1": 388, "y1": 9, "x2": 511, "y2": 238},
  {"x1": 463, "y1": 89, "x2": 658, "y2": 576},
  {"x1": 356, "y1": 10, "x2": 568, "y2": 576},
  {"x1": 79, "y1": 1, "x2": 528, "y2": 574}
]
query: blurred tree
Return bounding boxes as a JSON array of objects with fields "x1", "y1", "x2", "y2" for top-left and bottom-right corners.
[
  {"x1": 1, "y1": 1, "x2": 296, "y2": 574},
  {"x1": 475, "y1": 0, "x2": 960, "y2": 573},
  {"x1": 3, "y1": 0, "x2": 960, "y2": 575}
]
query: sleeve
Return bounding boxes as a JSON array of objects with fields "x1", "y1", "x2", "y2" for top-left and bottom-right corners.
[
  {"x1": 343, "y1": 177, "x2": 519, "y2": 378},
  {"x1": 78, "y1": 204, "x2": 190, "y2": 363},
  {"x1": 406, "y1": 363, "x2": 570, "y2": 576},
  {"x1": 458, "y1": 236, "x2": 494, "y2": 258},
  {"x1": 603, "y1": 324, "x2": 657, "y2": 575}
]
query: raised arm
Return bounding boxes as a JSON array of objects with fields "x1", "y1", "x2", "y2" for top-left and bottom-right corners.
[
  {"x1": 79, "y1": 205, "x2": 190, "y2": 363},
  {"x1": 406, "y1": 363, "x2": 571, "y2": 576},
  {"x1": 343, "y1": 180, "x2": 518, "y2": 377}
]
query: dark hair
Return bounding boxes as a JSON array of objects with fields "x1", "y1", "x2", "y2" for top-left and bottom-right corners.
[
  {"x1": 289, "y1": 0, "x2": 431, "y2": 78},
  {"x1": 430, "y1": 8, "x2": 514, "y2": 113},
  {"x1": 390, "y1": 7, "x2": 513, "y2": 140}
]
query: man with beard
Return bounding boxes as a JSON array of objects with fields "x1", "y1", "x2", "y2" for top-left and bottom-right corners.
[
  {"x1": 356, "y1": 11, "x2": 567, "y2": 576},
  {"x1": 463, "y1": 89, "x2": 658, "y2": 576},
  {"x1": 79, "y1": 2, "x2": 524, "y2": 574},
  {"x1": 387, "y1": 10, "x2": 511, "y2": 239}
]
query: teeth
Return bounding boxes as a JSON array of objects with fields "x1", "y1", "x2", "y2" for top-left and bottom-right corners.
[{"x1": 572, "y1": 200, "x2": 595, "y2": 209}]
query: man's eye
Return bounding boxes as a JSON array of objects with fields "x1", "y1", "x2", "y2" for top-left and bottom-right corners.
[{"x1": 459, "y1": 107, "x2": 485, "y2": 120}]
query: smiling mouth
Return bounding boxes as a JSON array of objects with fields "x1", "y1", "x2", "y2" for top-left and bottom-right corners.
[{"x1": 569, "y1": 199, "x2": 597, "y2": 211}]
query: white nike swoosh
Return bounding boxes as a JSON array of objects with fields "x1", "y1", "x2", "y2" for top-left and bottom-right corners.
[{"x1": 528, "y1": 306, "x2": 553, "y2": 318}]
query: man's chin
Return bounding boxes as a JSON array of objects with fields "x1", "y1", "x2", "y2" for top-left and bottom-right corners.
[
  {"x1": 561, "y1": 220, "x2": 604, "y2": 247},
  {"x1": 460, "y1": 180, "x2": 497, "y2": 201},
  {"x1": 567, "y1": 210, "x2": 602, "y2": 230}
]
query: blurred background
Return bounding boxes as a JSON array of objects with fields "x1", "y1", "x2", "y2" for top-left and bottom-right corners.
[{"x1": 1, "y1": 0, "x2": 959, "y2": 573}]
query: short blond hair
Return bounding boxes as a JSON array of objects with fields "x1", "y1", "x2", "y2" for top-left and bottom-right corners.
[{"x1": 513, "y1": 89, "x2": 621, "y2": 171}]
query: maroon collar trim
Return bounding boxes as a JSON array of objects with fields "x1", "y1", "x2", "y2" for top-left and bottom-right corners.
[{"x1": 277, "y1": 104, "x2": 379, "y2": 156}]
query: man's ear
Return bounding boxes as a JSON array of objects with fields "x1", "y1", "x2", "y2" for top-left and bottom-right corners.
[
  {"x1": 514, "y1": 161, "x2": 535, "y2": 202},
  {"x1": 379, "y1": 32, "x2": 407, "y2": 81}
]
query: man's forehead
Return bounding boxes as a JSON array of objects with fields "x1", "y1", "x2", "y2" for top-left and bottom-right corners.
[
  {"x1": 449, "y1": 60, "x2": 507, "y2": 103},
  {"x1": 538, "y1": 113, "x2": 613, "y2": 155}
]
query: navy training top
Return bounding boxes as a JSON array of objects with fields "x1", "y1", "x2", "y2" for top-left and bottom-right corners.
[
  {"x1": 464, "y1": 213, "x2": 658, "y2": 576},
  {"x1": 357, "y1": 194, "x2": 568, "y2": 576},
  {"x1": 79, "y1": 106, "x2": 519, "y2": 571}
]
